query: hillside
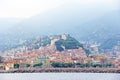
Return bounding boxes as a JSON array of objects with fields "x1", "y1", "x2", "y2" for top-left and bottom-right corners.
[
  {"x1": 100, "y1": 34, "x2": 120, "y2": 50},
  {"x1": 55, "y1": 35, "x2": 83, "y2": 51},
  {"x1": 80, "y1": 10, "x2": 120, "y2": 42},
  {"x1": 2, "y1": 34, "x2": 87, "y2": 53}
]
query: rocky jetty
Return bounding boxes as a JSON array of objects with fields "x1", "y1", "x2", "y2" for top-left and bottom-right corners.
[{"x1": 0, "y1": 68, "x2": 120, "y2": 73}]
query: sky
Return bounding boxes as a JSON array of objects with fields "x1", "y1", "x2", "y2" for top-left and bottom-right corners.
[{"x1": 0, "y1": 0, "x2": 119, "y2": 19}]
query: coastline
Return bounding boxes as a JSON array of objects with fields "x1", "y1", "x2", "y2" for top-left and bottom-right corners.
[{"x1": 0, "y1": 68, "x2": 120, "y2": 73}]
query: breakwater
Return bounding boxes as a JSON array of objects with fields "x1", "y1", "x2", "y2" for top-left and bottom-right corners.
[{"x1": 0, "y1": 68, "x2": 120, "y2": 73}]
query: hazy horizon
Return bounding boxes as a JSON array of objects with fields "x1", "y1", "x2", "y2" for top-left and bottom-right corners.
[{"x1": 0, "y1": 0, "x2": 119, "y2": 19}]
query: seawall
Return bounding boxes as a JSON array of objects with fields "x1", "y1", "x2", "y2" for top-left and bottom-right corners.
[{"x1": 0, "y1": 68, "x2": 120, "y2": 73}]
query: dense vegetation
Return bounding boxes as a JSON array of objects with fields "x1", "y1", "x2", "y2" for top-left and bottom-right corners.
[
  {"x1": 51, "y1": 62, "x2": 73, "y2": 68},
  {"x1": 51, "y1": 62, "x2": 115, "y2": 68},
  {"x1": 14, "y1": 64, "x2": 20, "y2": 68},
  {"x1": 33, "y1": 63, "x2": 43, "y2": 67},
  {"x1": 55, "y1": 35, "x2": 83, "y2": 51}
]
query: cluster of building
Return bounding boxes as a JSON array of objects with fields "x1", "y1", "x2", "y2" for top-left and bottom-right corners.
[
  {"x1": 0, "y1": 45, "x2": 120, "y2": 70},
  {"x1": 0, "y1": 47, "x2": 85, "y2": 70},
  {"x1": 0, "y1": 34, "x2": 120, "y2": 71}
]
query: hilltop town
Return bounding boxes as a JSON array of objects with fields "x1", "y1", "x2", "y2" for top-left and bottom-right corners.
[{"x1": 0, "y1": 34, "x2": 120, "y2": 71}]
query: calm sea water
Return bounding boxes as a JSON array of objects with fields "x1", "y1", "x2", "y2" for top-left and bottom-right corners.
[{"x1": 0, "y1": 73, "x2": 119, "y2": 80}]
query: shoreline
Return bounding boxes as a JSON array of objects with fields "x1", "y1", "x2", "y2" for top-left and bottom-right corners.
[{"x1": 0, "y1": 68, "x2": 120, "y2": 73}]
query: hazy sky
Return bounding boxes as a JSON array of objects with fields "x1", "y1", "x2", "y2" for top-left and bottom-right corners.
[{"x1": 0, "y1": 0, "x2": 119, "y2": 19}]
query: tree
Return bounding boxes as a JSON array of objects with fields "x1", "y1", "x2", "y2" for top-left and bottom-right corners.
[
  {"x1": 65, "y1": 63, "x2": 73, "y2": 67},
  {"x1": 51, "y1": 62, "x2": 74, "y2": 68},
  {"x1": 33, "y1": 63, "x2": 43, "y2": 67},
  {"x1": 26, "y1": 64, "x2": 31, "y2": 67},
  {"x1": 14, "y1": 64, "x2": 19, "y2": 68},
  {"x1": 51, "y1": 62, "x2": 61, "y2": 68},
  {"x1": 104, "y1": 63, "x2": 114, "y2": 68},
  {"x1": 91, "y1": 63, "x2": 102, "y2": 68}
]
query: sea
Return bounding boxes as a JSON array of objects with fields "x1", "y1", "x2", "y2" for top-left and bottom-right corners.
[{"x1": 0, "y1": 73, "x2": 119, "y2": 80}]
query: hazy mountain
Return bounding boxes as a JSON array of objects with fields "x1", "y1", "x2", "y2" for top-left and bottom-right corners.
[
  {"x1": 80, "y1": 10, "x2": 120, "y2": 42},
  {"x1": 100, "y1": 34, "x2": 120, "y2": 50},
  {"x1": 9, "y1": 2, "x2": 119, "y2": 39},
  {"x1": 0, "y1": 2, "x2": 120, "y2": 51},
  {"x1": 0, "y1": 18, "x2": 22, "y2": 51},
  {"x1": 0, "y1": 18, "x2": 21, "y2": 33}
]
